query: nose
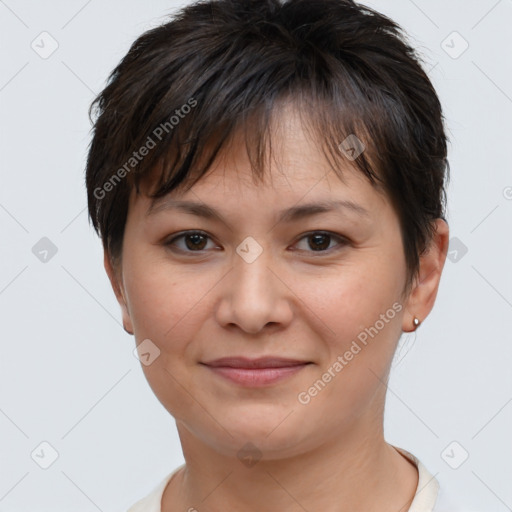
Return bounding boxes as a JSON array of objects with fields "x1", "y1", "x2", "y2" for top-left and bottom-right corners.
[{"x1": 215, "y1": 243, "x2": 293, "y2": 334}]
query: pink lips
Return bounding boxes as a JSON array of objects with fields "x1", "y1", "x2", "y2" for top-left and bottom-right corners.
[{"x1": 201, "y1": 357, "x2": 311, "y2": 387}]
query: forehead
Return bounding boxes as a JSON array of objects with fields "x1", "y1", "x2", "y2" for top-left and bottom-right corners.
[{"x1": 132, "y1": 103, "x2": 388, "y2": 218}]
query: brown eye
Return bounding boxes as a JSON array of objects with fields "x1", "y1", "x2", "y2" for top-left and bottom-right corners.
[
  {"x1": 165, "y1": 231, "x2": 215, "y2": 252},
  {"x1": 308, "y1": 233, "x2": 331, "y2": 251},
  {"x1": 294, "y1": 231, "x2": 348, "y2": 254},
  {"x1": 184, "y1": 233, "x2": 208, "y2": 250}
]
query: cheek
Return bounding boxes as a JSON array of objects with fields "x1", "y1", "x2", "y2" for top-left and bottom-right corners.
[
  {"x1": 123, "y1": 260, "x2": 211, "y2": 419},
  {"x1": 300, "y1": 281, "x2": 402, "y2": 423},
  {"x1": 123, "y1": 256, "x2": 216, "y2": 350},
  {"x1": 124, "y1": 271, "x2": 178, "y2": 340},
  {"x1": 302, "y1": 258, "x2": 404, "y2": 389},
  {"x1": 296, "y1": 258, "x2": 402, "y2": 339}
]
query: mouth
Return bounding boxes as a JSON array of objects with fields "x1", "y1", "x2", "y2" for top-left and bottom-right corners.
[{"x1": 200, "y1": 357, "x2": 313, "y2": 387}]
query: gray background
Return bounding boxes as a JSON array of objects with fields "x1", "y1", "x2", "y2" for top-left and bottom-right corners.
[{"x1": 0, "y1": 0, "x2": 511, "y2": 510}]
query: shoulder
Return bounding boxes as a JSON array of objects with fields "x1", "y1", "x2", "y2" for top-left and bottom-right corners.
[
  {"x1": 392, "y1": 445, "x2": 473, "y2": 512},
  {"x1": 126, "y1": 466, "x2": 183, "y2": 512}
]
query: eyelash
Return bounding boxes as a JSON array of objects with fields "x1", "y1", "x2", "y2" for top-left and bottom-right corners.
[{"x1": 164, "y1": 230, "x2": 349, "y2": 257}]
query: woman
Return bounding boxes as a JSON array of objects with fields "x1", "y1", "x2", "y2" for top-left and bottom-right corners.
[{"x1": 85, "y1": 0, "x2": 462, "y2": 510}]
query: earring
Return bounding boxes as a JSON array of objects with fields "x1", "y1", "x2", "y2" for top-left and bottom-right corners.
[{"x1": 413, "y1": 317, "x2": 421, "y2": 330}]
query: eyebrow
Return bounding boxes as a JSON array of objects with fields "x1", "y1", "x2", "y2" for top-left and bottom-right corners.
[{"x1": 146, "y1": 198, "x2": 370, "y2": 225}]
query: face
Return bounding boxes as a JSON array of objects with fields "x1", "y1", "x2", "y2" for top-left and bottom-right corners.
[{"x1": 107, "y1": 105, "x2": 445, "y2": 461}]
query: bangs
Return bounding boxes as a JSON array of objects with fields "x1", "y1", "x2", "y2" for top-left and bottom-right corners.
[{"x1": 123, "y1": 58, "x2": 393, "y2": 202}]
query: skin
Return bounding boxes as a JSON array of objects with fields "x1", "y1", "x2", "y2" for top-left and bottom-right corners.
[{"x1": 105, "y1": 104, "x2": 449, "y2": 511}]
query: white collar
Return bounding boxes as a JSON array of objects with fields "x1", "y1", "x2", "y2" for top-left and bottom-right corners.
[
  {"x1": 128, "y1": 447, "x2": 440, "y2": 512},
  {"x1": 393, "y1": 446, "x2": 440, "y2": 512}
]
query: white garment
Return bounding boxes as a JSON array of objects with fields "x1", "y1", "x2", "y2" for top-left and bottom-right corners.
[{"x1": 126, "y1": 446, "x2": 466, "y2": 511}]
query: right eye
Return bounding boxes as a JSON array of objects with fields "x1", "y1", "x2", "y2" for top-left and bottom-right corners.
[{"x1": 164, "y1": 230, "x2": 219, "y2": 254}]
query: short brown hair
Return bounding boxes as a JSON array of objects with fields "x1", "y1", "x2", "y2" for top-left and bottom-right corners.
[{"x1": 86, "y1": 0, "x2": 450, "y2": 298}]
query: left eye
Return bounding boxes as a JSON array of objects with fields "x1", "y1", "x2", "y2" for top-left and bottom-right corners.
[
  {"x1": 293, "y1": 231, "x2": 348, "y2": 253},
  {"x1": 164, "y1": 230, "x2": 347, "y2": 254}
]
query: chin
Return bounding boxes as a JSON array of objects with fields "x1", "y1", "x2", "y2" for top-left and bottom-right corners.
[{"x1": 195, "y1": 413, "x2": 313, "y2": 460}]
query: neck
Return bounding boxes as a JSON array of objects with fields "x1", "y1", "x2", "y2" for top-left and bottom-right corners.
[{"x1": 162, "y1": 421, "x2": 418, "y2": 512}]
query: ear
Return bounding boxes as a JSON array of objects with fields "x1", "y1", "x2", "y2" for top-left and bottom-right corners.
[
  {"x1": 104, "y1": 251, "x2": 134, "y2": 335},
  {"x1": 402, "y1": 218, "x2": 449, "y2": 333}
]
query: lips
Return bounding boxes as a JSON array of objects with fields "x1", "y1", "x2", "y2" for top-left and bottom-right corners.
[
  {"x1": 201, "y1": 357, "x2": 312, "y2": 387},
  {"x1": 202, "y1": 357, "x2": 310, "y2": 369}
]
